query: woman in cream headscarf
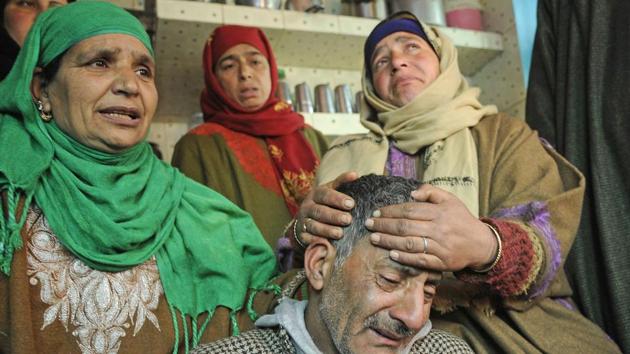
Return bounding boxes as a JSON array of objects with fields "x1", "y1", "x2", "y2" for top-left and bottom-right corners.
[
  {"x1": 293, "y1": 11, "x2": 621, "y2": 354},
  {"x1": 0, "y1": 2, "x2": 277, "y2": 353}
]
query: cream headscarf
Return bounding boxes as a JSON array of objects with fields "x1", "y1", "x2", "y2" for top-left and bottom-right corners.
[{"x1": 317, "y1": 23, "x2": 497, "y2": 216}]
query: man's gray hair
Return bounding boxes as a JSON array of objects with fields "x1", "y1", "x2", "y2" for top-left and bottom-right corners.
[{"x1": 332, "y1": 174, "x2": 420, "y2": 267}]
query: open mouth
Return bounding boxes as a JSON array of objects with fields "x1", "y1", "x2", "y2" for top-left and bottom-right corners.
[{"x1": 99, "y1": 106, "x2": 141, "y2": 120}]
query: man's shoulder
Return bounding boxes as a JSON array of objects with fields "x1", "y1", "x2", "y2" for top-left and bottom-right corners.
[
  {"x1": 191, "y1": 327, "x2": 295, "y2": 354},
  {"x1": 410, "y1": 329, "x2": 474, "y2": 354}
]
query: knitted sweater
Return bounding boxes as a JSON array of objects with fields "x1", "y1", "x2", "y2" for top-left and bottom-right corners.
[{"x1": 191, "y1": 326, "x2": 474, "y2": 354}]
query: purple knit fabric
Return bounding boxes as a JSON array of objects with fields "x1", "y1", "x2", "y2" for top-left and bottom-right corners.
[
  {"x1": 554, "y1": 297, "x2": 575, "y2": 311},
  {"x1": 276, "y1": 236, "x2": 293, "y2": 272},
  {"x1": 493, "y1": 201, "x2": 562, "y2": 298},
  {"x1": 386, "y1": 144, "x2": 417, "y2": 178}
]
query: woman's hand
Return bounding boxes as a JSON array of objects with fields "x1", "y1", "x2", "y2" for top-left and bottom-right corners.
[
  {"x1": 296, "y1": 172, "x2": 358, "y2": 245},
  {"x1": 366, "y1": 184, "x2": 498, "y2": 272}
]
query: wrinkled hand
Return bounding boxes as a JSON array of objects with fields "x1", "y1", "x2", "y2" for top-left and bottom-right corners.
[
  {"x1": 366, "y1": 184, "x2": 497, "y2": 272},
  {"x1": 296, "y1": 172, "x2": 358, "y2": 245}
]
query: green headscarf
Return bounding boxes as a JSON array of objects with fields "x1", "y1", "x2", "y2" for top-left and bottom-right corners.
[{"x1": 0, "y1": 1, "x2": 276, "y2": 350}]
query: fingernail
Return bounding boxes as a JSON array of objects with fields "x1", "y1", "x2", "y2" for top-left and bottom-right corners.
[
  {"x1": 372, "y1": 210, "x2": 381, "y2": 217},
  {"x1": 390, "y1": 251, "x2": 399, "y2": 260},
  {"x1": 343, "y1": 199, "x2": 354, "y2": 208},
  {"x1": 411, "y1": 190, "x2": 420, "y2": 198},
  {"x1": 342, "y1": 215, "x2": 351, "y2": 224},
  {"x1": 334, "y1": 229, "x2": 343, "y2": 239},
  {"x1": 370, "y1": 233, "x2": 380, "y2": 242},
  {"x1": 365, "y1": 218, "x2": 374, "y2": 228}
]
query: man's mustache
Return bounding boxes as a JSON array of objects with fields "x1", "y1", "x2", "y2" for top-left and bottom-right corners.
[{"x1": 364, "y1": 313, "x2": 414, "y2": 339}]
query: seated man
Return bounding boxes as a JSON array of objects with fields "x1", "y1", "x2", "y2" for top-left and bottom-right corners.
[{"x1": 192, "y1": 174, "x2": 473, "y2": 354}]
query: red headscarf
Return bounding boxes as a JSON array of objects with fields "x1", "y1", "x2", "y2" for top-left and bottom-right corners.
[{"x1": 194, "y1": 25, "x2": 319, "y2": 215}]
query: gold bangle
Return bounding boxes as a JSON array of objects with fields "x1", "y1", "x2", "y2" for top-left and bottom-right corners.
[
  {"x1": 472, "y1": 222, "x2": 503, "y2": 273},
  {"x1": 281, "y1": 219, "x2": 294, "y2": 238},
  {"x1": 293, "y1": 218, "x2": 306, "y2": 249}
]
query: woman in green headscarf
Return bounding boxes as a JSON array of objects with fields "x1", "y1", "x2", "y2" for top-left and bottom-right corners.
[{"x1": 0, "y1": 2, "x2": 277, "y2": 353}]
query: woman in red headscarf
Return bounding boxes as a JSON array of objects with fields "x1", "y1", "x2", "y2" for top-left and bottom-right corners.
[{"x1": 172, "y1": 25, "x2": 328, "y2": 267}]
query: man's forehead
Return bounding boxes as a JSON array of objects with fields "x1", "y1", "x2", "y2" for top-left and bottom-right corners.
[
  {"x1": 348, "y1": 238, "x2": 442, "y2": 280},
  {"x1": 349, "y1": 239, "x2": 425, "y2": 274},
  {"x1": 377, "y1": 253, "x2": 423, "y2": 276}
]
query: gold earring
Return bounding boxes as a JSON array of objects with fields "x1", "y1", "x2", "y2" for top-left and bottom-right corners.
[{"x1": 34, "y1": 99, "x2": 53, "y2": 122}]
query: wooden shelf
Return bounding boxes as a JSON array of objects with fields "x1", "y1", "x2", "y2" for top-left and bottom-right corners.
[{"x1": 154, "y1": 0, "x2": 503, "y2": 119}]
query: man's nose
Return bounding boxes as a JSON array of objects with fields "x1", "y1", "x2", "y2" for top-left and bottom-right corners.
[{"x1": 389, "y1": 291, "x2": 426, "y2": 332}]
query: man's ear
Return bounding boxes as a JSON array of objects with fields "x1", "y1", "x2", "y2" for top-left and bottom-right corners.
[
  {"x1": 30, "y1": 67, "x2": 52, "y2": 112},
  {"x1": 304, "y1": 238, "x2": 337, "y2": 292}
]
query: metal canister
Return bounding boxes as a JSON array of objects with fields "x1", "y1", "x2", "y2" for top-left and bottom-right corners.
[
  {"x1": 276, "y1": 80, "x2": 293, "y2": 108},
  {"x1": 335, "y1": 84, "x2": 354, "y2": 113},
  {"x1": 295, "y1": 82, "x2": 314, "y2": 113},
  {"x1": 389, "y1": 0, "x2": 446, "y2": 26},
  {"x1": 314, "y1": 84, "x2": 335, "y2": 113}
]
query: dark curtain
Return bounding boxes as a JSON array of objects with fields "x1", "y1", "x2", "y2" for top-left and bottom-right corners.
[
  {"x1": 526, "y1": 0, "x2": 630, "y2": 352},
  {"x1": 0, "y1": 29, "x2": 19, "y2": 81},
  {"x1": 1, "y1": 1, "x2": 20, "y2": 82}
]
